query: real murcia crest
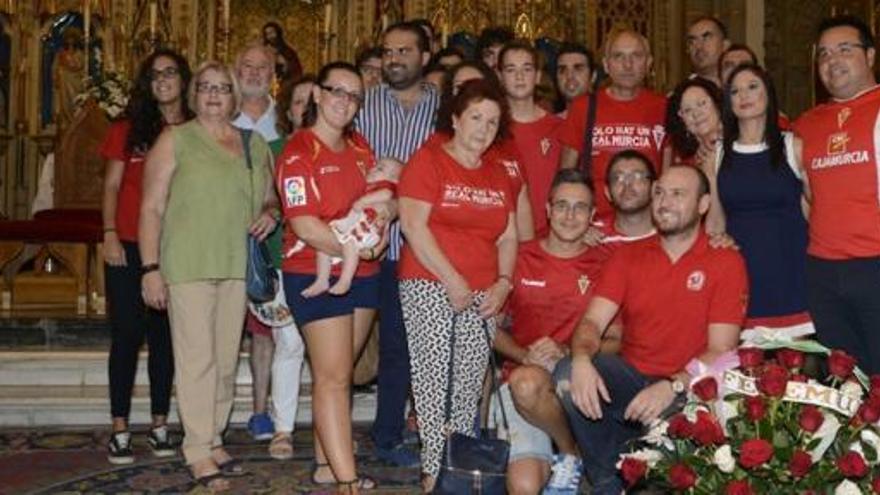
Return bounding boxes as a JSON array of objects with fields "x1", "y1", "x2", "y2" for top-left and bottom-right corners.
[
  {"x1": 686, "y1": 270, "x2": 706, "y2": 291},
  {"x1": 838, "y1": 107, "x2": 852, "y2": 129},
  {"x1": 540, "y1": 137, "x2": 551, "y2": 156},
  {"x1": 578, "y1": 275, "x2": 590, "y2": 295}
]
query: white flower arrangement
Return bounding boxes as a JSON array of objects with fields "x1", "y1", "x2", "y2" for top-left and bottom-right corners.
[{"x1": 74, "y1": 71, "x2": 130, "y2": 119}]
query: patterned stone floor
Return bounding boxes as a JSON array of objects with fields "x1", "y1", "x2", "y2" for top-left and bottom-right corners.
[{"x1": 0, "y1": 424, "x2": 421, "y2": 494}]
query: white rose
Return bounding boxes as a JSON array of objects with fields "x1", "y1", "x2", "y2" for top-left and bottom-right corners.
[
  {"x1": 834, "y1": 479, "x2": 863, "y2": 495},
  {"x1": 841, "y1": 381, "x2": 864, "y2": 399},
  {"x1": 616, "y1": 448, "x2": 663, "y2": 469},
  {"x1": 642, "y1": 419, "x2": 673, "y2": 450},
  {"x1": 713, "y1": 444, "x2": 736, "y2": 473}
]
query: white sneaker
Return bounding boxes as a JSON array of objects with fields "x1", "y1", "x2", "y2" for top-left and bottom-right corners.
[
  {"x1": 542, "y1": 453, "x2": 583, "y2": 495},
  {"x1": 107, "y1": 431, "x2": 135, "y2": 465}
]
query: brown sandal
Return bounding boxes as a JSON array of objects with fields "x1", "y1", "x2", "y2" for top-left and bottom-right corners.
[
  {"x1": 268, "y1": 432, "x2": 294, "y2": 460},
  {"x1": 338, "y1": 475, "x2": 377, "y2": 493}
]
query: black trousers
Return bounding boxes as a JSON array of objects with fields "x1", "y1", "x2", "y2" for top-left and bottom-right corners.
[
  {"x1": 807, "y1": 255, "x2": 880, "y2": 374},
  {"x1": 106, "y1": 241, "x2": 174, "y2": 419}
]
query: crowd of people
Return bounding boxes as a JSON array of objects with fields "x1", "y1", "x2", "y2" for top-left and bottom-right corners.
[{"x1": 97, "y1": 12, "x2": 880, "y2": 494}]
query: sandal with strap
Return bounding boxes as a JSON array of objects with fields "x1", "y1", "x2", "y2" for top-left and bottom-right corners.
[
  {"x1": 338, "y1": 475, "x2": 377, "y2": 492},
  {"x1": 192, "y1": 471, "x2": 230, "y2": 493},
  {"x1": 311, "y1": 461, "x2": 334, "y2": 485},
  {"x1": 217, "y1": 458, "x2": 248, "y2": 477},
  {"x1": 268, "y1": 432, "x2": 294, "y2": 460}
]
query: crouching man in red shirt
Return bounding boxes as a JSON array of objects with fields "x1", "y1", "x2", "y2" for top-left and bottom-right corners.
[{"x1": 554, "y1": 166, "x2": 748, "y2": 495}]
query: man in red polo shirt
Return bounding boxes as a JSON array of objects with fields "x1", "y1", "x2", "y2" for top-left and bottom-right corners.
[
  {"x1": 554, "y1": 165, "x2": 747, "y2": 495},
  {"x1": 794, "y1": 15, "x2": 880, "y2": 374},
  {"x1": 558, "y1": 30, "x2": 667, "y2": 222}
]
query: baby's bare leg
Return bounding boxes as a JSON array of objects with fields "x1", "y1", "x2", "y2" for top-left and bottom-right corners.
[
  {"x1": 328, "y1": 241, "x2": 360, "y2": 295},
  {"x1": 300, "y1": 252, "x2": 332, "y2": 297}
]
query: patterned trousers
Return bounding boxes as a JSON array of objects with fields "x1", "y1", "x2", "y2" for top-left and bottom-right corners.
[{"x1": 399, "y1": 279, "x2": 495, "y2": 478}]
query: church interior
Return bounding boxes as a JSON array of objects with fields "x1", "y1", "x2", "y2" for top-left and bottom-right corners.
[{"x1": 0, "y1": 0, "x2": 877, "y2": 493}]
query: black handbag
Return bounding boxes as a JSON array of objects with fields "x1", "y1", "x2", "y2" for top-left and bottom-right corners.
[
  {"x1": 240, "y1": 129, "x2": 278, "y2": 303},
  {"x1": 434, "y1": 318, "x2": 510, "y2": 495}
]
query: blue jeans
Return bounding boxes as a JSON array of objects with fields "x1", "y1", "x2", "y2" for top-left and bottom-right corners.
[
  {"x1": 371, "y1": 259, "x2": 412, "y2": 448},
  {"x1": 553, "y1": 354, "x2": 651, "y2": 495}
]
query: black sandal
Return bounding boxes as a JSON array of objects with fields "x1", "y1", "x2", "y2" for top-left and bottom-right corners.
[
  {"x1": 310, "y1": 461, "x2": 334, "y2": 485},
  {"x1": 338, "y1": 475, "x2": 377, "y2": 492},
  {"x1": 217, "y1": 458, "x2": 248, "y2": 477}
]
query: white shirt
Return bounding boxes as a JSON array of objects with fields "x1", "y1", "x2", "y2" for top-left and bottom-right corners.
[{"x1": 233, "y1": 97, "x2": 279, "y2": 142}]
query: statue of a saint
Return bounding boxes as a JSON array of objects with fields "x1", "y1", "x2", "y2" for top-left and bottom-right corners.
[{"x1": 53, "y1": 27, "x2": 85, "y2": 128}]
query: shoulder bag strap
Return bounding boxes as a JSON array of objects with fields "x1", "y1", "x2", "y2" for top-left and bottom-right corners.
[
  {"x1": 239, "y1": 128, "x2": 256, "y2": 221},
  {"x1": 442, "y1": 314, "x2": 459, "y2": 428},
  {"x1": 579, "y1": 89, "x2": 599, "y2": 183},
  {"x1": 481, "y1": 320, "x2": 510, "y2": 434}
]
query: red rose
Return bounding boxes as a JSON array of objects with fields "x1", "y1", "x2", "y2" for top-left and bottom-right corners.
[
  {"x1": 744, "y1": 396, "x2": 766, "y2": 421},
  {"x1": 789, "y1": 449, "x2": 812, "y2": 478},
  {"x1": 620, "y1": 457, "x2": 647, "y2": 487},
  {"x1": 829, "y1": 350, "x2": 858, "y2": 380},
  {"x1": 858, "y1": 400, "x2": 880, "y2": 424},
  {"x1": 872, "y1": 476, "x2": 880, "y2": 493},
  {"x1": 798, "y1": 405, "x2": 824, "y2": 433},
  {"x1": 692, "y1": 376, "x2": 718, "y2": 402},
  {"x1": 791, "y1": 373, "x2": 809, "y2": 383},
  {"x1": 667, "y1": 413, "x2": 693, "y2": 439},
  {"x1": 739, "y1": 438, "x2": 773, "y2": 469},
  {"x1": 757, "y1": 364, "x2": 789, "y2": 397},
  {"x1": 777, "y1": 349, "x2": 805, "y2": 370},
  {"x1": 738, "y1": 347, "x2": 764, "y2": 369},
  {"x1": 692, "y1": 410, "x2": 725, "y2": 446},
  {"x1": 837, "y1": 451, "x2": 869, "y2": 478},
  {"x1": 668, "y1": 463, "x2": 697, "y2": 490},
  {"x1": 725, "y1": 480, "x2": 755, "y2": 495},
  {"x1": 870, "y1": 374, "x2": 880, "y2": 392}
]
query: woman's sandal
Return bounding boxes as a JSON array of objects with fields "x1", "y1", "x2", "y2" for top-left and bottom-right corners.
[
  {"x1": 310, "y1": 461, "x2": 334, "y2": 485},
  {"x1": 268, "y1": 432, "x2": 294, "y2": 461},
  {"x1": 216, "y1": 458, "x2": 248, "y2": 477},
  {"x1": 338, "y1": 476, "x2": 377, "y2": 492},
  {"x1": 191, "y1": 471, "x2": 229, "y2": 492}
]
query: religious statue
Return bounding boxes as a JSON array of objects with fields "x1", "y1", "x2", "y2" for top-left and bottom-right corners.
[
  {"x1": 52, "y1": 27, "x2": 85, "y2": 128},
  {"x1": 263, "y1": 21, "x2": 303, "y2": 83}
]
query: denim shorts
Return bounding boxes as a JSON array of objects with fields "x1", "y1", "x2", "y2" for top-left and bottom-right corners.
[
  {"x1": 489, "y1": 383, "x2": 553, "y2": 464},
  {"x1": 283, "y1": 272, "x2": 380, "y2": 328}
]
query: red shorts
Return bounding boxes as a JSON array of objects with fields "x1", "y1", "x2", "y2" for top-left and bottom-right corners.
[{"x1": 245, "y1": 311, "x2": 273, "y2": 338}]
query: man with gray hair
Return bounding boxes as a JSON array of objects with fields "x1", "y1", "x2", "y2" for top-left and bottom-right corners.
[
  {"x1": 558, "y1": 30, "x2": 667, "y2": 224},
  {"x1": 233, "y1": 42, "x2": 305, "y2": 456}
]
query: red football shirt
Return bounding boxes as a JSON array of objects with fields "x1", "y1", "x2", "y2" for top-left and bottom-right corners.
[
  {"x1": 504, "y1": 240, "x2": 609, "y2": 376},
  {"x1": 98, "y1": 120, "x2": 144, "y2": 242},
  {"x1": 275, "y1": 128, "x2": 378, "y2": 276},
  {"x1": 398, "y1": 142, "x2": 514, "y2": 290},
  {"x1": 423, "y1": 131, "x2": 525, "y2": 198},
  {"x1": 559, "y1": 88, "x2": 667, "y2": 220},
  {"x1": 508, "y1": 113, "x2": 564, "y2": 236},
  {"x1": 595, "y1": 234, "x2": 748, "y2": 377},
  {"x1": 793, "y1": 85, "x2": 880, "y2": 259}
]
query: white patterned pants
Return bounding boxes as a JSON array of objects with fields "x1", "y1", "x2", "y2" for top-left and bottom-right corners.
[{"x1": 399, "y1": 279, "x2": 495, "y2": 478}]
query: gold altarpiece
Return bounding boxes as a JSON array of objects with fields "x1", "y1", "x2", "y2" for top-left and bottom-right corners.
[{"x1": 1, "y1": 0, "x2": 880, "y2": 221}]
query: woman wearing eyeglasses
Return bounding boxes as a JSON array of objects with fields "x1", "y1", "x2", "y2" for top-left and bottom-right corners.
[
  {"x1": 275, "y1": 61, "x2": 386, "y2": 494},
  {"x1": 140, "y1": 61, "x2": 279, "y2": 492},
  {"x1": 399, "y1": 79, "x2": 518, "y2": 492},
  {"x1": 100, "y1": 48, "x2": 193, "y2": 466}
]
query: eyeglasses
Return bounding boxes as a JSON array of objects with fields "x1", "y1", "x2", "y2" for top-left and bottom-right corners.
[
  {"x1": 196, "y1": 82, "x2": 233, "y2": 95},
  {"x1": 150, "y1": 66, "x2": 179, "y2": 81},
  {"x1": 816, "y1": 42, "x2": 867, "y2": 62},
  {"x1": 609, "y1": 170, "x2": 652, "y2": 185},
  {"x1": 320, "y1": 84, "x2": 364, "y2": 105},
  {"x1": 550, "y1": 200, "x2": 592, "y2": 216}
]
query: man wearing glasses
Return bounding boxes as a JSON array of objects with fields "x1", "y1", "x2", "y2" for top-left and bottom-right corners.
[
  {"x1": 793, "y1": 15, "x2": 880, "y2": 374},
  {"x1": 353, "y1": 21, "x2": 439, "y2": 468}
]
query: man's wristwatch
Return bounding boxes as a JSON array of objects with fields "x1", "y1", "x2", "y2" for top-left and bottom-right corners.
[{"x1": 668, "y1": 377, "x2": 687, "y2": 395}]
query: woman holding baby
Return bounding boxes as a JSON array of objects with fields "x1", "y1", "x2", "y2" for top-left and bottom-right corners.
[{"x1": 275, "y1": 60, "x2": 388, "y2": 494}]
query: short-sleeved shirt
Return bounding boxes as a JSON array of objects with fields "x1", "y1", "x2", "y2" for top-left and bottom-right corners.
[
  {"x1": 503, "y1": 240, "x2": 610, "y2": 378},
  {"x1": 793, "y1": 84, "x2": 880, "y2": 260},
  {"x1": 595, "y1": 233, "x2": 748, "y2": 377},
  {"x1": 275, "y1": 128, "x2": 378, "y2": 277},
  {"x1": 425, "y1": 132, "x2": 525, "y2": 200},
  {"x1": 398, "y1": 142, "x2": 514, "y2": 290},
  {"x1": 507, "y1": 114, "x2": 564, "y2": 236},
  {"x1": 233, "y1": 99, "x2": 280, "y2": 142},
  {"x1": 98, "y1": 120, "x2": 144, "y2": 242},
  {"x1": 559, "y1": 88, "x2": 667, "y2": 220}
]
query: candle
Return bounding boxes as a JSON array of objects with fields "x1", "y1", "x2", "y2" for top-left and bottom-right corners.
[
  {"x1": 381, "y1": 14, "x2": 388, "y2": 32},
  {"x1": 323, "y1": 2, "x2": 332, "y2": 33},
  {"x1": 223, "y1": 0, "x2": 230, "y2": 30},
  {"x1": 149, "y1": 1, "x2": 156, "y2": 38},
  {"x1": 442, "y1": 19, "x2": 448, "y2": 48},
  {"x1": 84, "y1": 0, "x2": 90, "y2": 40}
]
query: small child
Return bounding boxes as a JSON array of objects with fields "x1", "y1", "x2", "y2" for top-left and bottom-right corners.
[{"x1": 299, "y1": 157, "x2": 402, "y2": 297}]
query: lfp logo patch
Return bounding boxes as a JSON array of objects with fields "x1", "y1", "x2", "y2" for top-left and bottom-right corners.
[{"x1": 284, "y1": 176, "x2": 307, "y2": 207}]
